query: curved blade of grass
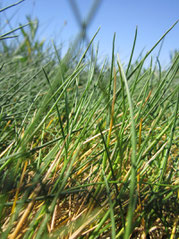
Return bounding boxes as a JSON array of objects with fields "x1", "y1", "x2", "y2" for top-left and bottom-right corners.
[
  {"x1": 0, "y1": 35, "x2": 18, "y2": 40},
  {"x1": 108, "y1": 33, "x2": 116, "y2": 100},
  {"x1": 0, "y1": 23, "x2": 29, "y2": 38},
  {"x1": 117, "y1": 54, "x2": 137, "y2": 239},
  {"x1": 0, "y1": 0, "x2": 24, "y2": 13},
  {"x1": 126, "y1": 26, "x2": 138, "y2": 76}
]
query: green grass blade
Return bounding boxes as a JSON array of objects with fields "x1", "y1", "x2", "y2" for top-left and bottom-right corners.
[{"x1": 117, "y1": 54, "x2": 137, "y2": 239}]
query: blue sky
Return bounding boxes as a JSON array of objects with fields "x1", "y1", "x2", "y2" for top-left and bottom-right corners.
[{"x1": 1, "y1": 0, "x2": 179, "y2": 66}]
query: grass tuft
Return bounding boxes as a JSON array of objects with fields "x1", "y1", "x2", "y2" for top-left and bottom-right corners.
[{"x1": 0, "y1": 5, "x2": 178, "y2": 238}]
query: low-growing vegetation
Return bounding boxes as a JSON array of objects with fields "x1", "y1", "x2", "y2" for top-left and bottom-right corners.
[{"x1": 0, "y1": 3, "x2": 178, "y2": 239}]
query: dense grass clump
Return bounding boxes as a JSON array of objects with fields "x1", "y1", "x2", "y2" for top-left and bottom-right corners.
[{"x1": 0, "y1": 4, "x2": 179, "y2": 238}]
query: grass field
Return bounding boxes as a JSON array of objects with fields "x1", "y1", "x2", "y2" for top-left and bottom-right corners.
[{"x1": 0, "y1": 4, "x2": 179, "y2": 239}]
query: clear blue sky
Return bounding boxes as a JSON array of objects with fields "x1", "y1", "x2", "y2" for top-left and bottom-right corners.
[{"x1": 1, "y1": 0, "x2": 179, "y2": 66}]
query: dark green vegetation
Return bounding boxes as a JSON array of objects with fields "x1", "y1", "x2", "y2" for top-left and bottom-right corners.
[{"x1": 0, "y1": 3, "x2": 179, "y2": 239}]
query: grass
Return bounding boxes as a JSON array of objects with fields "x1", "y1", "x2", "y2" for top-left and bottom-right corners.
[{"x1": 0, "y1": 4, "x2": 179, "y2": 239}]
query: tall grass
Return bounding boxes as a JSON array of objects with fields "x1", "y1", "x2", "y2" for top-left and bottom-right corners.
[{"x1": 0, "y1": 3, "x2": 179, "y2": 239}]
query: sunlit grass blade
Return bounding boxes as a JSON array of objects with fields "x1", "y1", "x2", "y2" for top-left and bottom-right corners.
[
  {"x1": 117, "y1": 54, "x2": 137, "y2": 239},
  {"x1": 126, "y1": 26, "x2": 138, "y2": 76}
]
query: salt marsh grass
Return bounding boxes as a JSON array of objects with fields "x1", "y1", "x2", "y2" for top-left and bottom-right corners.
[{"x1": 0, "y1": 3, "x2": 178, "y2": 238}]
